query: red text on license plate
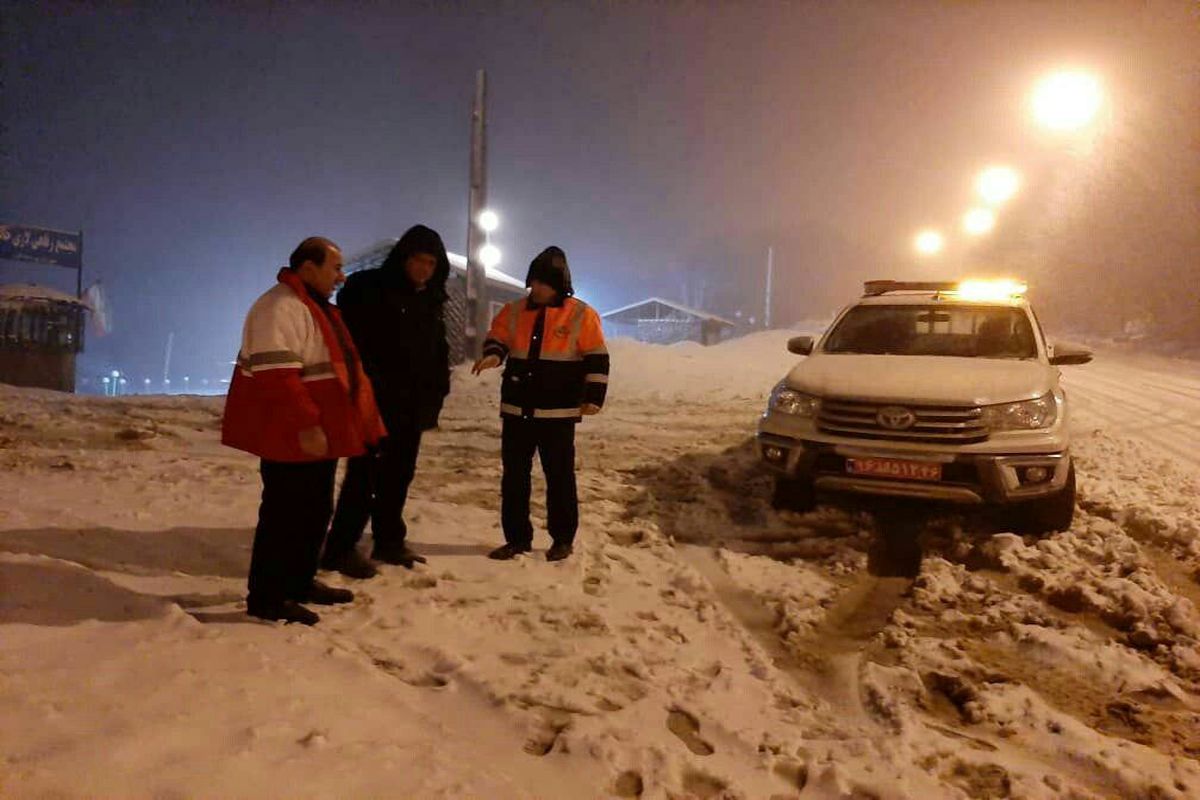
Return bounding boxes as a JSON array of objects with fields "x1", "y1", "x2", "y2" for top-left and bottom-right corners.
[{"x1": 846, "y1": 458, "x2": 942, "y2": 481}]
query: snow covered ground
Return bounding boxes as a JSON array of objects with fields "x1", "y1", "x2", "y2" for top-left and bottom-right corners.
[{"x1": 2, "y1": 332, "x2": 1199, "y2": 799}]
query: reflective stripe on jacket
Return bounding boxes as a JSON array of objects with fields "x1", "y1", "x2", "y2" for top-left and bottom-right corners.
[
  {"x1": 483, "y1": 296, "x2": 609, "y2": 421},
  {"x1": 222, "y1": 269, "x2": 387, "y2": 461}
]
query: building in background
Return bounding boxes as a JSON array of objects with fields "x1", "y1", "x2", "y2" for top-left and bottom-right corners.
[
  {"x1": 343, "y1": 240, "x2": 527, "y2": 364},
  {"x1": 0, "y1": 284, "x2": 89, "y2": 391},
  {"x1": 602, "y1": 297, "x2": 736, "y2": 346}
]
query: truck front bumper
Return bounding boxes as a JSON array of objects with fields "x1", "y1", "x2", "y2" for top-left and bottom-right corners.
[{"x1": 757, "y1": 432, "x2": 1071, "y2": 504}]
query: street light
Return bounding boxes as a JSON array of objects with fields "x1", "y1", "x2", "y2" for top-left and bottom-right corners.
[
  {"x1": 1031, "y1": 70, "x2": 1103, "y2": 132},
  {"x1": 479, "y1": 243, "x2": 502, "y2": 269},
  {"x1": 963, "y1": 208, "x2": 996, "y2": 236},
  {"x1": 478, "y1": 209, "x2": 499, "y2": 233},
  {"x1": 975, "y1": 166, "x2": 1020, "y2": 205},
  {"x1": 914, "y1": 229, "x2": 944, "y2": 255}
]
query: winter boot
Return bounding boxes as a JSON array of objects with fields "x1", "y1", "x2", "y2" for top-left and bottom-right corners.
[
  {"x1": 545, "y1": 542, "x2": 573, "y2": 562},
  {"x1": 247, "y1": 598, "x2": 320, "y2": 626},
  {"x1": 320, "y1": 548, "x2": 378, "y2": 580},
  {"x1": 488, "y1": 543, "x2": 531, "y2": 560},
  {"x1": 303, "y1": 580, "x2": 354, "y2": 605},
  {"x1": 372, "y1": 543, "x2": 428, "y2": 569}
]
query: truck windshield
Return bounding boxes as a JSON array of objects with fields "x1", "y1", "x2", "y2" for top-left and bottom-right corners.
[{"x1": 822, "y1": 305, "x2": 1038, "y2": 358}]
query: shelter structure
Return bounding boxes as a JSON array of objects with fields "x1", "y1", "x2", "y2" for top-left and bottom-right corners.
[
  {"x1": 0, "y1": 284, "x2": 88, "y2": 391},
  {"x1": 602, "y1": 297, "x2": 736, "y2": 346},
  {"x1": 343, "y1": 240, "x2": 528, "y2": 364}
]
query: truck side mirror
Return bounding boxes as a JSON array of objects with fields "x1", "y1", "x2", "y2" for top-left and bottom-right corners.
[
  {"x1": 787, "y1": 336, "x2": 814, "y2": 356},
  {"x1": 1048, "y1": 343, "x2": 1093, "y2": 365}
]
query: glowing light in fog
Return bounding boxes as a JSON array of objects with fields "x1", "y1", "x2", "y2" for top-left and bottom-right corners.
[
  {"x1": 1032, "y1": 70, "x2": 1103, "y2": 132},
  {"x1": 976, "y1": 166, "x2": 1020, "y2": 205},
  {"x1": 914, "y1": 229, "x2": 944, "y2": 255},
  {"x1": 955, "y1": 279, "x2": 1027, "y2": 301},
  {"x1": 479, "y1": 243, "x2": 502, "y2": 268},
  {"x1": 478, "y1": 209, "x2": 499, "y2": 233},
  {"x1": 963, "y1": 208, "x2": 996, "y2": 235}
]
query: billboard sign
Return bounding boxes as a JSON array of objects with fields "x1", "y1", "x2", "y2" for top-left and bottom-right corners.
[{"x1": 0, "y1": 223, "x2": 82, "y2": 270}]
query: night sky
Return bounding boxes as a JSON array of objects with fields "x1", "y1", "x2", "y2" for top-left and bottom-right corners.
[{"x1": 2, "y1": 1, "x2": 1196, "y2": 387}]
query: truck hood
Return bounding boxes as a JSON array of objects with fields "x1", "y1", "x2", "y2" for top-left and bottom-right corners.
[{"x1": 784, "y1": 354, "x2": 1056, "y2": 406}]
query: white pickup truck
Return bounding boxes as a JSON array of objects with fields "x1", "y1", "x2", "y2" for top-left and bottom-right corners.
[{"x1": 757, "y1": 280, "x2": 1092, "y2": 533}]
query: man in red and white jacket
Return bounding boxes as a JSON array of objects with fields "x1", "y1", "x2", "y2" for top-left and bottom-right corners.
[{"x1": 222, "y1": 237, "x2": 386, "y2": 625}]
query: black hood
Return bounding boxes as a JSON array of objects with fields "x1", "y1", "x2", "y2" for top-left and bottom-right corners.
[
  {"x1": 381, "y1": 224, "x2": 451, "y2": 300},
  {"x1": 525, "y1": 246, "x2": 573, "y2": 297}
]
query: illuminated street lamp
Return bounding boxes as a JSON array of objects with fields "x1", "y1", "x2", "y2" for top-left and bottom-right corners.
[
  {"x1": 1031, "y1": 70, "x2": 1104, "y2": 132},
  {"x1": 963, "y1": 207, "x2": 996, "y2": 236},
  {"x1": 914, "y1": 229, "x2": 944, "y2": 256},
  {"x1": 478, "y1": 209, "x2": 499, "y2": 233},
  {"x1": 975, "y1": 166, "x2": 1020, "y2": 205},
  {"x1": 479, "y1": 243, "x2": 502, "y2": 269}
]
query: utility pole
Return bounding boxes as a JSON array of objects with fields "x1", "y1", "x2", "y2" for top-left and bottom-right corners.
[
  {"x1": 764, "y1": 245, "x2": 774, "y2": 329},
  {"x1": 465, "y1": 69, "x2": 489, "y2": 360}
]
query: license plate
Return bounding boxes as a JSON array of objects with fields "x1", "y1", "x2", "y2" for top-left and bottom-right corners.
[{"x1": 846, "y1": 457, "x2": 942, "y2": 481}]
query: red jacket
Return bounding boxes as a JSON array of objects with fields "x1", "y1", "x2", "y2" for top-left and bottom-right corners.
[{"x1": 222, "y1": 269, "x2": 387, "y2": 461}]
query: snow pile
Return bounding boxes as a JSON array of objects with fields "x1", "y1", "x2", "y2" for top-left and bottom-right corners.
[{"x1": 2, "y1": 335, "x2": 1200, "y2": 798}]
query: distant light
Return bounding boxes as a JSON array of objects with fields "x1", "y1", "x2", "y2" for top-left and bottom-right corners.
[
  {"x1": 963, "y1": 208, "x2": 996, "y2": 236},
  {"x1": 479, "y1": 243, "x2": 502, "y2": 269},
  {"x1": 914, "y1": 229, "x2": 945, "y2": 255},
  {"x1": 975, "y1": 166, "x2": 1020, "y2": 205},
  {"x1": 1032, "y1": 71, "x2": 1103, "y2": 132},
  {"x1": 163, "y1": 379, "x2": 171, "y2": 385},
  {"x1": 102, "y1": 376, "x2": 111, "y2": 384},
  {"x1": 183, "y1": 376, "x2": 189, "y2": 382},
  {"x1": 119, "y1": 378, "x2": 127, "y2": 385},
  {"x1": 111, "y1": 369, "x2": 120, "y2": 378},
  {"x1": 478, "y1": 209, "x2": 499, "y2": 233},
  {"x1": 144, "y1": 378, "x2": 151, "y2": 385}
]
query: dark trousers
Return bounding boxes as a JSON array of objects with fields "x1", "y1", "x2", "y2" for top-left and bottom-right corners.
[
  {"x1": 501, "y1": 418, "x2": 578, "y2": 548},
  {"x1": 247, "y1": 458, "x2": 337, "y2": 603},
  {"x1": 326, "y1": 423, "x2": 423, "y2": 558}
]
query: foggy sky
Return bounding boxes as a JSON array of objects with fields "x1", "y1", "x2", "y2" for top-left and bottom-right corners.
[{"x1": 2, "y1": 0, "x2": 1196, "y2": 384}]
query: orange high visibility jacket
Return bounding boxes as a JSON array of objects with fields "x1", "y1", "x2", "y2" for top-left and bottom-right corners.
[{"x1": 483, "y1": 296, "x2": 609, "y2": 421}]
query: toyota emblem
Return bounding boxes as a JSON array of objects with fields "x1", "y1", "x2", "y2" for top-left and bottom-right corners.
[{"x1": 877, "y1": 406, "x2": 916, "y2": 430}]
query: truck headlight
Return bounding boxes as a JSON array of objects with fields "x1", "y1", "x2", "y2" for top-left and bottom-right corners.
[
  {"x1": 770, "y1": 385, "x2": 820, "y2": 417},
  {"x1": 981, "y1": 393, "x2": 1057, "y2": 431}
]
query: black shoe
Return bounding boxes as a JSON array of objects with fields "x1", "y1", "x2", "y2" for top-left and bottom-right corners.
[
  {"x1": 488, "y1": 543, "x2": 531, "y2": 560},
  {"x1": 545, "y1": 543, "x2": 573, "y2": 562},
  {"x1": 321, "y1": 549, "x2": 378, "y2": 580},
  {"x1": 247, "y1": 598, "x2": 320, "y2": 625},
  {"x1": 303, "y1": 579, "x2": 354, "y2": 605},
  {"x1": 372, "y1": 544, "x2": 428, "y2": 569}
]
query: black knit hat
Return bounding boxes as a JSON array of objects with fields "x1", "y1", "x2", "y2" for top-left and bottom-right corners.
[{"x1": 524, "y1": 246, "x2": 573, "y2": 296}]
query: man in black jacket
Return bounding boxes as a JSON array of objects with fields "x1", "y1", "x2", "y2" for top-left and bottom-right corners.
[{"x1": 321, "y1": 225, "x2": 451, "y2": 576}]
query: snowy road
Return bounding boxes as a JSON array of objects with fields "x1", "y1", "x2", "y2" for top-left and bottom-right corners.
[
  {"x1": 2, "y1": 333, "x2": 1199, "y2": 799},
  {"x1": 1065, "y1": 348, "x2": 1200, "y2": 468}
]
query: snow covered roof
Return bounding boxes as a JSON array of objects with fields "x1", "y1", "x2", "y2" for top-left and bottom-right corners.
[
  {"x1": 601, "y1": 296, "x2": 736, "y2": 327},
  {"x1": 0, "y1": 283, "x2": 86, "y2": 306},
  {"x1": 345, "y1": 239, "x2": 526, "y2": 291}
]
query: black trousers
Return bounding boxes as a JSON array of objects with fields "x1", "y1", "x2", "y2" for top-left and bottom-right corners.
[
  {"x1": 326, "y1": 422, "x2": 423, "y2": 558},
  {"x1": 247, "y1": 458, "x2": 337, "y2": 604},
  {"x1": 501, "y1": 418, "x2": 578, "y2": 548}
]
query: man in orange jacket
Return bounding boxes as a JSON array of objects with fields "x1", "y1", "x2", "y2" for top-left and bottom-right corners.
[
  {"x1": 222, "y1": 237, "x2": 386, "y2": 624},
  {"x1": 472, "y1": 246, "x2": 609, "y2": 562}
]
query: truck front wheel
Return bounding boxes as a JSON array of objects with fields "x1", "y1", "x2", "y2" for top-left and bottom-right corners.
[
  {"x1": 771, "y1": 475, "x2": 816, "y2": 513},
  {"x1": 1009, "y1": 465, "x2": 1076, "y2": 535}
]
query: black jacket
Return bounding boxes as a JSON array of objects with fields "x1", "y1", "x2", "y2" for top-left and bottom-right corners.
[{"x1": 336, "y1": 226, "x2": 451, "y2": 432}]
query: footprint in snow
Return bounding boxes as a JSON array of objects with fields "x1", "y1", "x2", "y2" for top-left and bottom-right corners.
[{"x1": 667, "y1": 708, "x2": 715, "y2": 755}]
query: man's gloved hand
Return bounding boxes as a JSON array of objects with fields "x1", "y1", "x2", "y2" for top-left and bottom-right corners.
[
  {"x1": 471, "y1": 355, "x2": 501, "y2": 375},
  {"x1": 298, "y1": 426, "x2": 328, "y2": 457}
]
